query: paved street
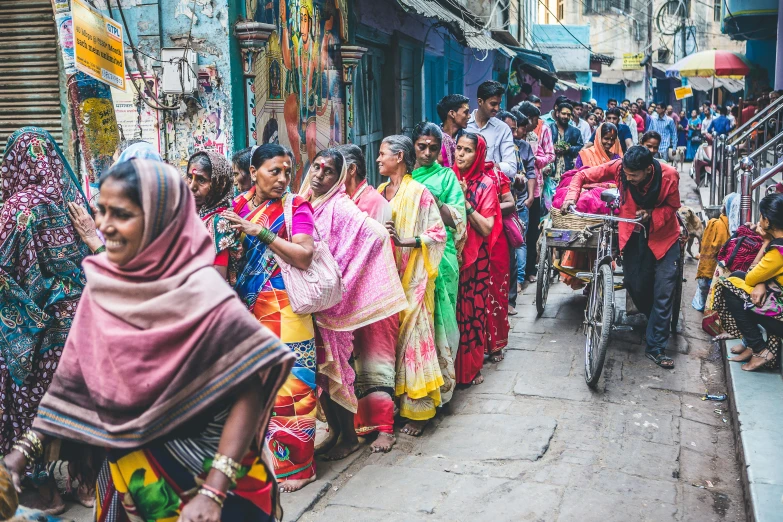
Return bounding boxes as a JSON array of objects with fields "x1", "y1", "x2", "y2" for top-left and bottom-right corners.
[{"x1": 54, "y1": 171, "x2": 747, "y2": 522}]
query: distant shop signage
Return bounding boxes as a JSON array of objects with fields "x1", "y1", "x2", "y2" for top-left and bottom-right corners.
[
  {"x1": 622, "y1": 53, "x2": 644, "y2": 70},
  {"x1": 674, "y1": 85, "x2": 694, "y2": 100},
  {"x1": 73, "y1": 0, "x2": 126, "y2": 90}
]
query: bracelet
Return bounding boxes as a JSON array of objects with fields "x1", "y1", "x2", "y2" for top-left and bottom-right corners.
[
  {"x1": 11, "y1": 442, "x2": 34, "y2": 464},
  {"x1": 200, "y1": 484, "x2": 227, "y2": 500},
  {"x1": 211, "y1": 453, "x2": 241, "y2": 483},
  {"x1": 466, "y1": 205, "x2": 475, "y2": 216},
  {"x1": 198, "y1": 488, "x2": 225, "y2": 508},
  {"x1": 92, "y1": 245, "x2": 106, "y2": 255},
  {"x1": 257, "y1": 227, "x2": 277, "y2": 245},
  {"x1": 22, "y1": 431, "x2": 43, "y2": 458},
  {"x1": 414, "y1": 236, "x2": 422, "y2": 248}
]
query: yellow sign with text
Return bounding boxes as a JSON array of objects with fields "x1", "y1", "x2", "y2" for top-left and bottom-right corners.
[
  {"x1": 622, "y1": 53, "x2": 644, "y2": 70},
  {"x1": 674, "y1": 85, "x2": 694, "y2": 100},
  {"x1": 73, "y1": 0, "x2": 125, "y2": 90}
]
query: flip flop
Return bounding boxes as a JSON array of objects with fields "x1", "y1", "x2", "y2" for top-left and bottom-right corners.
[{"x1": 646, "y1": 351, "x2": 675, "y2": 369}]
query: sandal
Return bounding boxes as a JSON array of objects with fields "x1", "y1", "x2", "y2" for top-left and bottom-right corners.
[
  {"x1": 646, "y1": 351, "x2": 675, "y2": 369},
  {"x1": 741, "y1": 349, "x2": 777, "y2": 372}
]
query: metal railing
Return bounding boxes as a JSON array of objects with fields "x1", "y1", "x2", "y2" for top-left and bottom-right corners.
[{"x1": 738, "y1": 157, "x2": 783, "y2": 223}]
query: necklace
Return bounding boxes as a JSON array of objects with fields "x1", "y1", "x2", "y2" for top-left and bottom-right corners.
[{"x1": 384, "y1": 182, "x2": 401, "y2": 201}]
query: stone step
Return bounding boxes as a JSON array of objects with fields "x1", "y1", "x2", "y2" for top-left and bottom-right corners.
[{"x1": 722, "y1": 338, "x2": 783, "y2": 521}]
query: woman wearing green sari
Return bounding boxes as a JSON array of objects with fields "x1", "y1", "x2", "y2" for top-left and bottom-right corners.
[{"x1": 410, "y1": 122, "x2": 466, "y2": 406}]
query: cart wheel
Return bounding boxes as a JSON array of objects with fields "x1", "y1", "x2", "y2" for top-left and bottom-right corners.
[
  {"x1": 536, "y1": 234, "x2": 552, "y2": 317},
  {"x1": 585, "y1": 263, "x2": 614, "y2": 388},
  {"x1": 671, "y1": 245, "x2": 685, "y2": 334}
]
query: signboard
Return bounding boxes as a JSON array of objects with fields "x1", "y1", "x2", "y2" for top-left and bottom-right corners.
[
  {"x1": 73, "y1": 0, "x2": 125, "y2": 90},
  {"x1": 622, "y1": 53, "x2": 644, "y2": 70},
  {"x1": 111, "y1": 75, "x2": 161, "y2": 152},
  {"x1": 674, "y1": 85, "x2": 694, "y2": 100}
]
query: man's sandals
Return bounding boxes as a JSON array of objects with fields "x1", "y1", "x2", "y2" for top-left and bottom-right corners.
[{"x1": 646, "y1": 351, "x2": 675, "y2": 369}]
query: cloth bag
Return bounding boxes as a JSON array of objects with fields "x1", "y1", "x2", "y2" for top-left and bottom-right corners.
[
  {"x1": 275, "y1": 195, "x2": 344, "y2": 314},
  {"x1": 503, "y1": 212, "x2": 525, "y2": 249}
]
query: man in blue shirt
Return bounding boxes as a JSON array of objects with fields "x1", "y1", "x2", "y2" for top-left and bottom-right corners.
[
  {"x1": 647, "y1": 104, "x2": 678, "y2": 159},
  {"x1": 708, "y1": 105, "x2": 733, "y2": 137}
]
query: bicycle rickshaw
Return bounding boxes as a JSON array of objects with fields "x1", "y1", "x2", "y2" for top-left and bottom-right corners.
[{"x1": 535, "y1": 188, "x2": 685, "y2": 387}]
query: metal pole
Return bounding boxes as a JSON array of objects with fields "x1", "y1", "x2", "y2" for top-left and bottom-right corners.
[
  {"x1": 725, "y1": 144, "x2": 736, "y2": 195},
  {"x1": 739, "y1": 157, "x2": 755, "y2": 224},
  {"x1": 710, "y1": 132, "x2": 720, "y2": 205},
  {"x1": 645, "y1": 0, "x2": 653, "y2": 101}
]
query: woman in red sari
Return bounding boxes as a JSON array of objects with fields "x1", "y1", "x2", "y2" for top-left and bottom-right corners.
[{"x1": 453, "y1": 133, "x2": 503, "y2": 385}]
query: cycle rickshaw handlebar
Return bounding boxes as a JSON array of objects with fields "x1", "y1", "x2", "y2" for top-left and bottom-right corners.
[{"x1": 565, "y1": 205, "x2": 645, "y2": 225}]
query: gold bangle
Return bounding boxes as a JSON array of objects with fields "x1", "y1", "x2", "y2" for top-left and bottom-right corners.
[
  {"x1": 23, "y1": 431, "x2": 43, "y2": 458},
  {"x1": 198, "y1": 488, "x2": 224, "y2": 508},
  {"x1": 211, "y1": 456, "x2": 238, "y2": 483},
  {"x1": 214, "y1": 453, "x2": 242, "y2": 472},
  {"x1": 12, "y1": 443, "x2": 34, "y2": 464}
]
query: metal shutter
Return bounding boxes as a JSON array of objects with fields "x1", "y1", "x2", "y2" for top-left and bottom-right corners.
[{"x1": 0, "y1": 0, "x2": 63, "y2": 155}]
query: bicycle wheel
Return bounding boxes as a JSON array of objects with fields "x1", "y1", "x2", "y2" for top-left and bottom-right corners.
[
  {"x1": 671, "y1": 245, "x2": 684, "y2": 333},
  {"x1": 536, "y1": 234, "x2": 552, "y2": 317},
  {"x1": 585, "y1": 262, "x2": 614, "y2": 388}
]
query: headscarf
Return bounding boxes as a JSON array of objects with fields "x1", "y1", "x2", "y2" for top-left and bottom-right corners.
[
  {"x1": 578, "y1": 123, "x2": 622, "y2": 167},
  {"x1": 33, "y1": 159, "x2": 294, "y2": 448},
  {"x1": 188, "y1": 151, "x2": 233, "y2": 217},
  {"x1": 115, "y1": 141, "x2": 163, "y2": 165},
  {"x1": 451, "y1": 135, "x2": 502, "y2": 269},
  {"x1": 298, "y1": 150, "x2": 348, "y2": 209},
  {"x1": 724, "y1": 192, "x2": 741, "y2": 234},
  {"x1": 0, "y1": 127, "x2": 90, "y2": 386}
]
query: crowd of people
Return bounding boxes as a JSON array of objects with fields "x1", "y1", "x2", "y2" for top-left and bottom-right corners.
[{"x1": 0, "y1": 80, "x2": 776, "y2": 520}]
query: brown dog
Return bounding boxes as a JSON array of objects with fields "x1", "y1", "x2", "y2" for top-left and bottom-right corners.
[{"x1": 678, "y1": 206, "x2": 704, "y2": 259}]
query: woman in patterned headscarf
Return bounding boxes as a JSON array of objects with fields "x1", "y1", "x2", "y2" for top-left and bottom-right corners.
[
  {"x1": 187, "y1": 151, "x2": 243, "y2": 284},
  {"x1": 0, "y1": 127, "x2": 92, "y2": 512}
]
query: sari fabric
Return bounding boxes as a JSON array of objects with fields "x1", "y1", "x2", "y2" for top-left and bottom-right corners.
[
  {"x1": 577, "y1": 123, "x2": 623, "y2": 168},
  {"x1": 377, "y1": 175, "x2": 446, "y2": 421},
  {"x1": 351, "y1": 183, "x2": 398, "y2": 435},
  {"x1": 411, "y1": 162, "x2": 466, "y2": 404},
  {"x1": 484, "y1": 169, "x2": 511, "y2": 353},
  {"x1": 299, "y1": 167, "x2": 406, "y2": 413},
  {"x1": 452, "y1": 136, "x2": 502, "y2": 383},
  {"x1": 233, "y1": 190, "x2": 319, "y2": 482},
  {"x1": 0, "y1": 127, "x2": 90, "y2": 453},
  {"x1": 35, "y1": 161, "x2": 293, "y2": 522}
]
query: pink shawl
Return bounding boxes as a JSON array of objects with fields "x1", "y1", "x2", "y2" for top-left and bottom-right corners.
[{"x1": 34, "y1": 160, "x2": 294, "y2": 448}]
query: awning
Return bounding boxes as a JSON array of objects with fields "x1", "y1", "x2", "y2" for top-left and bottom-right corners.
[
  {"x1": 396, "y1": 0, "x2": 515, "y2": 57},
  {"x1": 508, "y1": 46, "x2": 555, "y2": 73},
  {"x1": 592, "y1": 68, "x2": 644, "y2": 85},
  {"x1": 686, "y1": 76, "x2": 745, "y2": 94},
  {"x1": 556, "y1": 78, "x2": 590, "y2": 91}
]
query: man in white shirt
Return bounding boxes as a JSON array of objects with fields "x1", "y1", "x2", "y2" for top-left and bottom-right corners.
[
  {"x1": 573, "y1": 102, "x2": 592, "y2": 143},
  {"x1": 466, "y1": 80, "x2": 518, "y2": 179}
]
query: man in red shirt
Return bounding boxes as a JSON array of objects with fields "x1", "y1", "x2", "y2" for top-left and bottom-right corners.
[
  {"x1": 562, "y1": 146, "x2": 681, "y2": 369},
  {"x1": 630, "y1": 102, "x2": 646, "y2": 135}
]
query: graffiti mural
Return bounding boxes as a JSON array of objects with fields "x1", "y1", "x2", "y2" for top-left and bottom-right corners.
[{"x1": 253, "y1": 0, "x2": 346, "y2": 189}]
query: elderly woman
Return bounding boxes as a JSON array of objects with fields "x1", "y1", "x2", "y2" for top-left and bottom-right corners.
[
  {"x1": 452, "y1": 133, "x2": 502, "y2": 386},
  {"x1": 410, "y1": 122, "x2": 466, "y2": 406},
  {"x1": 221, "y1": 144, "x2": 317, "y2": 493},
  {"x1": 2, "y1": 159, "x2": 294, "y2": 522},
  {"x1": 0, "y1": 128, "x2": 94, "y2": 512},
  {"x1": 714, "y1": 194, "x2": 783, "y2": 372},
  {"x1": 187, "y1": 151, "x2": 242, "y2": 284},
  {"x1": 337, "y1": 145, "x2": 399, "y2": 453},
  {"x1": 298, "y1": 148, "x2": 406, "y2": 460},
  {"x1": 377, "y1": 135, "x2": 446, "y2": 437}
]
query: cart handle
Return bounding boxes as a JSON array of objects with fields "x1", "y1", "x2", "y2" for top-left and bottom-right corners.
[{"x1": 566, "y1": 205, "x2": 645, "y2": 225}]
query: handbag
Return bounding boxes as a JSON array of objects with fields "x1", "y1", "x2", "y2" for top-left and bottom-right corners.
[
  {"x1": 273, "y1": 195, "x2": 344, "y2": 315},
  {"x1": 702, "y1": 311, "x2": 722, "y2": 337},
  {"x1": 717, "y1": 225, "x2": 763, "y2": 272},
  {"x1": 503, "y1": 212, "x2": 525, "y2": 249}
]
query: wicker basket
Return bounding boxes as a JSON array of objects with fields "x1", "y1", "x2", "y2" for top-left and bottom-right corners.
[{"x1": 549, "y1": 207, "x2": 603, "y2": 230}]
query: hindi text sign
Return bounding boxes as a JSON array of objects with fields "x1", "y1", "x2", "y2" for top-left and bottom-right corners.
[
  {"x1": 73, "y1": 0, "x2": 125, "y2": 90},
  {"x1": 622, "y1": 53, "x2": 644, "y2": 70},
  {"x1": 674, "y1": 85, "x2": 694, "y2": 100}
]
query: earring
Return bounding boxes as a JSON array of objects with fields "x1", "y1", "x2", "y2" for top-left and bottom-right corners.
[{"x1": 251, "y1": 177, "x2": 257, "y2": 183}]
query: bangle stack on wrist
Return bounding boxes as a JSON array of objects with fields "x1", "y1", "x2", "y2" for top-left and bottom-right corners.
[
  {"x1": 12, "y1": 431, "x2": 43, "y2": 464},
  {"x1": 414, "y1": 236, "x2": 422, "y2": 248},
  {"x1": 198, "y1": 486, "x2": 225, "y2": 508},
  {"x1": 93, "y1": 245, "x2": 106, "y2": 254},
  {"x1": 211, "y1": 452, "x2": 242, "y2": 485},
  {"x1": 466, "y1": 205, "x2": 475, "y2": 216},
  {"x1": 258, "y1": 227, "x2": 277, "y2": 245}
]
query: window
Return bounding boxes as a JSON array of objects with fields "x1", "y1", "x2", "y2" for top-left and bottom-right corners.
[
  {"x1": 557, "y1": 0, "x2": 564, "y2": 20},
  {"x1": 714, "y1": 0, "x2": 721, "y2": 22},
  {"x1": 667, "y1": 0, "x2": 691, "y2": 16},
  {"x1": 584, "y1": 0, "x2": 629, "y2": 14}
]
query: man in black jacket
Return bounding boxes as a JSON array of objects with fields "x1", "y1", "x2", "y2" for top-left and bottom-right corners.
[{"x1": 548, "y1": 102, "x2": 584, "y2": 178}]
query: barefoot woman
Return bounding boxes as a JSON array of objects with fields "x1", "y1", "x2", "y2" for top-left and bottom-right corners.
[
  {"x1": 223, "y1": 144, "x2": 318, "y2": 492},
  {"x1": 453, "y1": 133, "x2": 502, "y2": 386},
  {"x1": 377, "y1": 135, "x2": 446, "y2": 437},
  {"x1": 4, "y1": 159, "x2": 294, "y2": 521},
  {"x1": 299, "y1": 149, "x2": 406, "y2": 460}
]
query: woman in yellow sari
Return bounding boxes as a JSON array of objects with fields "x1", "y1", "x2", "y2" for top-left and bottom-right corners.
[{"x1": 377, "y1": 135, "x2": 447, "y2": 436}]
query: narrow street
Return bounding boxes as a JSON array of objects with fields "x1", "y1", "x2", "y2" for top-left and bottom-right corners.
[{"x1": 280, "y1": 170, "x2": 747, "y2": 522}]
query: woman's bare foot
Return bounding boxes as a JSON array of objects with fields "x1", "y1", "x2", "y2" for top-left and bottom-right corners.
[
  {"x1": 742, "y1": 349, "x2": 776, "y2": 372},
  {"x1": 730, "y1": 343, "x2": 747, "y2": 354},
  {"x1": 400, "y1": 419, "x2": 428, "y2": 437},
  {"x1": 472, "y1": 372, "x2": 485, "y2": 386},
  {"x1": 18, "y1": 480, "x2": 65, "y2": 515},
  {"x1": 370, "y1": 432, "x2": 396, "y2": 453},
  {"x1": 489, "y1": 351, "x2": 505, "y2": 363},
  {"x1": 279, "y1": 475, "x2": 317, "y2": 493},
  {"x1": 314, "y1": 428, "x2": 339, "y2": 456},
  {"x1": 712, "y1": 333, "x2": 733, "y2": 342},
  {"x1": 321, "y1": 436, "x2": 362, "y2": 461},
  {"x1": 729, "y1": 347, "x2": 753, "y2": 362},
  {"x1": 75, "y1": 482, "x2": 95, "y2": 508}
]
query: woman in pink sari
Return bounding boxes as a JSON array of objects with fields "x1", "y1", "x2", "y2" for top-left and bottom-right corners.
[{"x1": 299, "y1": 149, "x2": 407, "y2": 460}]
